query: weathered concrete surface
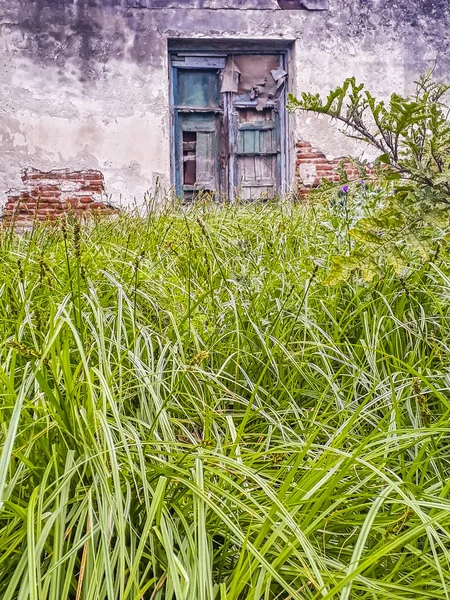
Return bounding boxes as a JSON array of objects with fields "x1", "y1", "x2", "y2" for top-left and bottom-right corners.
[{"x1": 0, "y1": 0, "x2": 449, "y2": 205}]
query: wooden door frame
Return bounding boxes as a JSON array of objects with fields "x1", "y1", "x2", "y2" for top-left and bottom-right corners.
[{"x1": 169, "y1": 40, "x2": 293, "y2": 202}]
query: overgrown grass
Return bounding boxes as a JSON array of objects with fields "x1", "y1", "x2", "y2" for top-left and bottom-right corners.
[{"x1": 1, "y1": 201, "x2": 450, "y2": 599}]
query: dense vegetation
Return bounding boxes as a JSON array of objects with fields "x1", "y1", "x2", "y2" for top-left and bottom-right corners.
[
  {"x1": 289, "y1": 73, "x2": 450, "y2": 283},
  {"x1": 1, "y1": 200, "x2": 450, "y2": 599}
]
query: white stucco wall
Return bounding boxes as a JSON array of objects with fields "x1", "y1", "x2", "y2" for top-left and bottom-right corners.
[{"x1": 0, "y1": 0, "x2": 449, "y2": 206}]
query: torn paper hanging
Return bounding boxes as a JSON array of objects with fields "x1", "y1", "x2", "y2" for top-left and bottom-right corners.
[
  {"x1": 221, "y1": 56, "x2": 241, "y2": 93},
  {"x1": 271, "y1": 67, "x2": 288, "y2": 91},
  {"x1": 223, "y1": 55, "x2": 287, "y2": 110}
]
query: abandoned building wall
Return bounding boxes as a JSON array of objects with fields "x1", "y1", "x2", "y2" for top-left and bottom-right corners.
[{"x1": 0, "y1": 0, "x2": 449, "y2": 207}]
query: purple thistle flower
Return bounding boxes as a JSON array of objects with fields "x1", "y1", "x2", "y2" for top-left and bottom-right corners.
[{"x1": 341, "y1": 185, "x2": 349, "y2": 193}]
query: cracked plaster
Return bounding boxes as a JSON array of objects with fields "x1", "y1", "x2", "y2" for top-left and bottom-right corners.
[{"x1": 0, "y1": 0, "x2": 449, "y2": 205}]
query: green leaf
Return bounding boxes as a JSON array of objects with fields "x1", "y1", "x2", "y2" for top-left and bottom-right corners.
[{"x1": 377, "y1": 153, "x2": 391, "y2": 165}]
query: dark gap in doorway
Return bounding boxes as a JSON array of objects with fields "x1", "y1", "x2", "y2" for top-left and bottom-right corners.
[{"x1": 183, "y1": 131, "x2": 197, "y2": 185}]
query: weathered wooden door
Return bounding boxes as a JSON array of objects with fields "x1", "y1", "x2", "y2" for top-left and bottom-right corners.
[
  {"x1": 171, "y1": 52, "x2": 287, "y2": 202},
  {"x1": 228, "y1": 54, "x2": 286, "y2": 201},
  {"x1": 172, "y1": 58, "x2": 225, "y2": 202},
  {"x1": 234, "y1": 108, "x2": 280, "y2": 200}
]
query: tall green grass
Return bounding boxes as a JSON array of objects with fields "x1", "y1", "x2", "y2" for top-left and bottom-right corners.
[{"x1": 1, "y1": 202, "x2": 450, "y2": 599}]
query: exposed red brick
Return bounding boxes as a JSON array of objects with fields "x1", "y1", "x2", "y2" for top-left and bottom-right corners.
[
  {"x1": 87, "y1": 188, "x2": 103, "y2": 195},
  {"x1": 4, "y1": 167, "x2": 116, "y2": 228},
  {"x1": 297, "y1": 152, "x2": 325, "y2": 159},
  {"x1": 83, "y1": 173, "x2": 104, "y2": 180},
  {"x1": 300, "y1": 157, "x2": 334, "y2": 164},
  {"x1": 296, "y1": 139, "x2": 376, "y2": 194},
  {"x1": 36, "y1": 193, "x2": 62, "y2": 200},
  {"x1": 66, "y1": 198, "x2": 80, "y2": 208}
]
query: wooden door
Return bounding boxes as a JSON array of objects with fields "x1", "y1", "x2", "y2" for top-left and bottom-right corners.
[
  {"x1": 235, "y1": 108, "x2": 279, "y2": 201},
  {"x1": 172, "y1": 60, "x2": 225, "y2": 202},
  {"x1": 179, "y1": 113, "x2": 221, "y2": 201},
  {"x1": 171, "y1": 52, "x2": 287, "y2": 202}
]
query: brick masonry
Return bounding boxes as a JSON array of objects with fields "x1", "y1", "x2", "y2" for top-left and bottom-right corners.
[
  {"x1": 3, "y1": 168, "x2": 117, "y2": 228},
  {"x1": 2, "y1": 149, "x2": 376, "y2": 221},
  {"x1": 296, "y1": 139, "x2": 375, "y2": 195}
]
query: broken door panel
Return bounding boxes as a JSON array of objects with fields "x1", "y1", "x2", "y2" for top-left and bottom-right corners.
[
  {"x1": 179, "y1": 113, "x2": 221, "y2": 200},
  {"x1": 235, "y1": 108, "x2": 279, "y2": 200},
  {"x1": 231, "y1": 55, "x2": 284, "y2": 109},
  {"x1": 182, "y1": 131, "x2": 197, "y2": 185}
]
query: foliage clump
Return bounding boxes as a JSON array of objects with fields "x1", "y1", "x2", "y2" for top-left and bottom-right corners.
[{"x1": 289, "y1": 73, "x2": 450, "y2": 283}]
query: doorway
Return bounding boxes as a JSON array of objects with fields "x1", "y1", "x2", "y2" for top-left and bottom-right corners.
[{"x1": 170, "y1": 47, "x2": 289, "y2": 202}]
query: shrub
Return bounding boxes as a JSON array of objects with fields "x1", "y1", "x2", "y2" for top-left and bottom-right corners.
[{"x1": 289, "y1": 73, "x2": 450, "y2": 283}]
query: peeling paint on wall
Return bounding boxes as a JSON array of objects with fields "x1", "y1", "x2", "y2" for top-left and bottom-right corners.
[{"x1": 0, "y1": 0, "x2": 449, "y2": 206}]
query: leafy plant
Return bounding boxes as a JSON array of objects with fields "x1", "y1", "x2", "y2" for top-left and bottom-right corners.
[{"x1": 288, "y1": 73, "x2": 450, "y2": 283}]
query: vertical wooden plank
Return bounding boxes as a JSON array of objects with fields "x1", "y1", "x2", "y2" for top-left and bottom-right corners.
[
  {"x1": 243, "y1": 131, "x2": 256, "y2": 154},
  {"x1": 178, "y1": 115, "x2": 185, "y2": 195},
  {"x1": 275, "y1": 106, "x2": 282, "y2": 193},
  {"x1": 224, "y1": 94, "x2": 235, "y2": 201},
  {"x1": 278, "y1": 51, "x2": 288, "y2": 193},
  {"x1": 262, "y1": 156, "x2": 275, "y2": 180},
  {"x1": 196, "y1": 131, "x2": 217, "y2": 189},
  {"x1": 255, "y1": 154, "x2": 262, "y2": 183},
  {"x1": 254, "y1": 130, "x2": 261, "y2": 154},
  {"x1": 248, "y1": 157, "x2": 257, "y2": 184},
  {"x1": 171, "y1": 66, "x2": 181, "y2": 197},
  {"x1": 260, "y1": 129, "x2": 275, "y2": 154}
]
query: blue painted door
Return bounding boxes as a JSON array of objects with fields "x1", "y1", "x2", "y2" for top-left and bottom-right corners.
[
  {"x1": 171, "y1": 53, "x2": 286, "y2": 202},
  {"x1": 172, "y1": 60, "x2": 224, "y2": 202}
]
